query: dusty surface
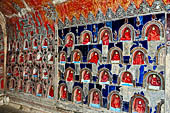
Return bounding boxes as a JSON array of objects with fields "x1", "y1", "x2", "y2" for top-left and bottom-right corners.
[{"x1": 0, "y1": 105, "x2": 28, "y2": 113}]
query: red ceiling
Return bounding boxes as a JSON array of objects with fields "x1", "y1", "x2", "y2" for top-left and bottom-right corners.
[{"x1": 0, "y1": 0, "x2": 169, "y2": 24}]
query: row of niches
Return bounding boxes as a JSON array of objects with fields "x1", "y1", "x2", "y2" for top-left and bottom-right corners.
[
  {"x1": 8, "y1": 36, "x2": 54, "y2": 52},
  {"x1": 1, "y1": 78, "x2": 53, "y2": 98},
  {"x1": 8, "y1": 18, "x2": 164, "y2": 52},
  {"x1": 58, "y1": 15, "x2": 165, "y2": 47},
  {"x1": 0, "y1": 78, "x2": 162, "y2": 113},
  {"x1": 58, "y1": 67, "x2": 164, "y2": 91},
  {"x1": 9, "y1": 50, "x2": 54, "y2": 65},
  {"x1": 58, "y1": 44, "x2": 166, "y2": 65},
  {"x1": 7, "y1": 64, "x2": 54, "y2": 81}
]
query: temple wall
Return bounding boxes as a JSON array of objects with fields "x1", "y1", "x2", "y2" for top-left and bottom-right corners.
[{"x1": 0, "y1": 1, "x2": 170, "y2": 113}]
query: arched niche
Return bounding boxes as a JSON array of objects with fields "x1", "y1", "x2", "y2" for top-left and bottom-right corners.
[
  {"x1": 88, "y1": 88, "x2": 103, "y2": 108},
  {"x1": 18, "y1": 52, "x2": 24, "y2": 64},
  {"x1": 108, "y1": 47, "x2": 123, "y2": 64},
  {"x1": 11, "y1": 54, "x2": 15, "y2": 63},
  {"x1": 32, "y1": 38, "x2": 39, "y2": 49},
  {"x1": 142, "y1": 20, "x2": 164, "y2": 41},
  {"x1": 65, "y1": 32, "x2": 75, "y2": 48},
  {"x1": 156, "y1": 46, "x2": 166, "y2": 65},
  {"x1": 79, "y1": 30, "x2": 92, "y2": 45},
  {"x1": 59, "y1": 51, "x2": 67, "y2": 63},
  {"x1": 24, "y1": 39, "x2": 29, "y2": 50},
  {"x1": 107, "y1": 91, "x2": 123, "y2": 112},
  {"x1": 0, "y1": 78, "x2": 4, "y2": 90},
  {"x1": 130, "y1": 47, "x2": 148, "y2": 65},
  {"x1": 42, "y1": 68, "x2": 48, "y2": 79},
  {"x1": 58, "y1": 83, "x2": 67, "y2": 101},
  {"x1": 72, "y1": 86, "x2": 84, "y2": 104},
  {"x1": 17, "y1": 79, "x2": 23, "y2": 91},
  {"x1": 27, "y1": 52, "x2": 33, "y2": 63},
  {"x1": 118, "y1": 71, "x2": 134, "y2": 86},
  {"x1": 119, "y1": 24, "x2": 135, "y2": 41},
  {"x1": 143, "y1": 71, "x2": 164, "y2": 90},
  {"x1": 32, "y1": 67, "x2": 39, "y2": 78},
  {"x1": 9, "y1": 78, "x2": 15, "y2": 90},
  {"x1": 87, "y1": 48, "x2": 101, "y2": 65},
  {"x1": 14, "y1": 67, "x2": 20, "y2": 77},
  {"x1": 36, "y1": 52, "x2": 42, "y2": 62},
  {"x1": 47, "y1": 52, "x2": 54, "y2": 64},
  {"x1": 98, "y1": 27, "x2": 113, "y2": 45},
  {"x1": 48, "y1": 85, "x2": 54, "y2": 99},
  {"x1": 71, "y1": 49, "x2": 83, "y2": 63},
  {"x1": 98, "y1": 68, "x2": 112, "y2": 85},
  {"x1": 64, "y1": 67, "x2": 75, "y2": 82},
  {"x1": 26, "y1": 81, "x2": 32, "y2": 94},
  {"x1": 7, "y1": 66, "x2": 12, "y2": 76},
  {"x1": 42, "y1": 38, "x2": 49, "y2": 49},
  {"x1": 36, "y1": 83, "x2": 43, "y2": 97},
  {"x1": 23, "y1": 66, "x2": 29, "y2": 77},
  {"x1": 80, "y1": 68, "x2": 92, "y2": 83},
  {"x1": 129, "y1": 94, "x2": 149, "y2": 113}
]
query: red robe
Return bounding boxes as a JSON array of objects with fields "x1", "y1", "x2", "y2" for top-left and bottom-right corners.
[
  {"x1": 82, "y1": 34, "x2": 90, "y2": 44},
  {"x1": 148, "y1": 28, "x2": 160, "y2": 41},
  {"x1": 29, "y1": 54, "x2": 32, "y2": 61},
  {"x1": 38, "y1": 87, "x2": 42, "y2": 94},
  {"x1": 15, "y1": 69, "x2": 19, "y2": 77},
  {"x1": 122, "y1": 73, "x2": 132, "y2": 83},
  {"x1": 120, "y1": 28, "x2": 131, "y2": 41},
  {"x1": 75, "y1": 89, "x2": 81, "y2": 102},
  {"x1": 25, "y1": 41, "x2": 28, "y2": 49},
  {"x1": 101, "y1": 72, "x2": 109, "y2": 82},
  {"x1": 11, "y1": 56, "x2": 15, "y2": 62},
  {"x1": 44, "y1": 71, "x2": 48, "y2": 77},
  {"x1": 37, "y1": 54, "x2": 42, "y2": 61},
  {"x1": 65, "y1": 36, "x2": 73, "y2": 47},
  {"x1": 92, "y1": 92, "x2": 100, "y2": 104},
  {"x1": 88, "y1": 53, "x2": 99, "y2": 65},
  {"x1": 102, "y1": 33, "x2": 109, "y2": 45},
  {"x1": 133, "y1": 52, "x2": 144, "y2": 65},
  {"x1": 83, "y1": 71, "x2": 90, "y2": 80},
  {"x1": 74, "y1": 53, "x2": 80, "y2": 62},
  {"x1": 49, "y1": 87, "x2": 54, "y2": 97},
  {"x1": 111, "y1": 51, "x2": 120, "y2": 61},
  {"x1": 67, "y1": 70, "x2": 73, "y2": 81},
  {"x1": 43, "y1": 39, "x2": 48, "y2": 46},
  {"x1": 19, "y1": 55, "x2": 24, "y2": 63},
  {"x1": 34, "y1": 39, "x2": 38, "y2": 47},
  {"x1": 111, "y1": 95, "x2": 121, "y2": 108},
  {"x1": 49, "y1": 55, "x2": 53, "y2": 61},
  {"x1": 61, "y1": 86, "x2": 67, "y2": 99},
  {"x1": 60, "y1": 54, "x2": 66, "y2": 62},
  {"x1": 149, "y1": 75, "x2": 161, "y2": 86},
  {"x1": 134, "y1": 98, "x2": 146, "y2": 113}
]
